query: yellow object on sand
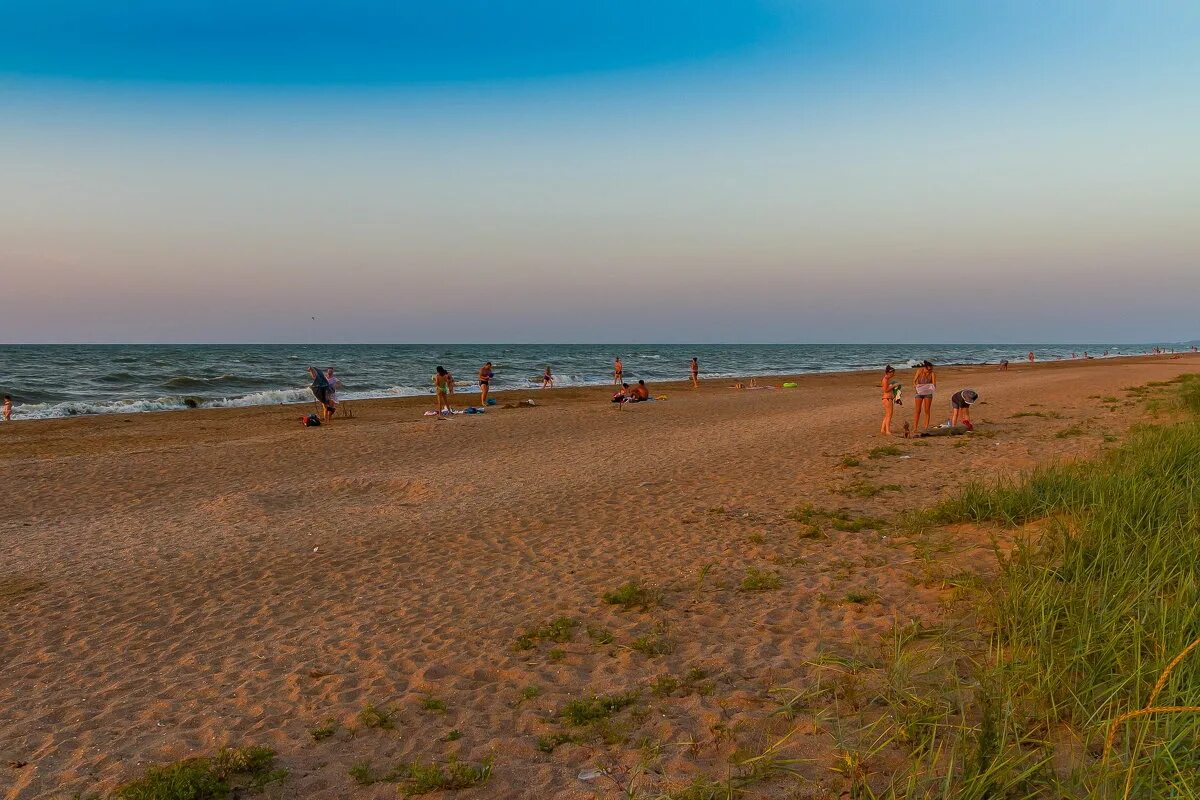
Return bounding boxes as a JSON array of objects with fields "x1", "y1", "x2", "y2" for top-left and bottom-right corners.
[{"x1": 656, "y1": 396, "x2": 668, "y2": 401}]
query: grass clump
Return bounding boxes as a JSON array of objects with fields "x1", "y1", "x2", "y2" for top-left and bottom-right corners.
[
  {"x1": 560, "y1": 691, "x2": 640, "y2": 725},
  {"x1": 602, "y1": 579, "x2": 662, "y2": 611},
  {"x1": 358, "y1": 702, "x2": 395, "y2": 730},
  {"x1": 840, "y1": 456, "x2": 862, "y2": 468},
  {"x1": 739, "y1": 568, "x2": 781, "y2": 592},
  {"x1": 630, "y1": 629, "x2": 675, "y2": 657},
  {"x1": 844, "y1": 590, "x2": 876, "y2": 605},
  {"x1": 420, "y1": 696, "x2": 447, "y2": 713},
  {"x1": 112, "y1": 746, "x2": 284, "y2": 800},
  {"x1": 586, "y1": 624, "x2": 615, "y2": 644},
  {"x1": 535, "y1": 732, "x2": 580, "y2": 753},
  {"x1": 402, "y1": 757, "x2": 493, "y2": 796},
  {"x1": 837, "y1": 479, "x2": 901, "y2": 498},
  {"x1": 828, "y1": 511, "x2": 887, "y2": 532},
  {"x1": 308, "y1": 719, "x2": 337, "y2": 741},
  {"x1": 1055, "y1": 422, "x2": 1087, "y2": 438},
  {"x1": 868, "y1": 444, "x2": 904, "y2": 458},
  {"x1": 514, "y1": 616, "x2": 577, "y2": 650}
]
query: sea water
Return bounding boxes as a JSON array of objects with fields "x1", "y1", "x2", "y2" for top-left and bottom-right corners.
[{"x1": 0, "y1": 343, "x2": 1167, "y2": 419}]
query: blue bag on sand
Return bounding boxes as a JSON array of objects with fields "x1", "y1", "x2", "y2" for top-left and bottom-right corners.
[{"x1": 486, "y1": 398, "x2": 497, "y2": 405}]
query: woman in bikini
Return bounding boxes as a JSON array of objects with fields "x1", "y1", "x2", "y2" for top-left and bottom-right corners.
[
  {"x1": 434, "y1": 366, "x2": 455, "y2": 416},
  {"x1": 478, "y1": 362, "x2": 494, "y2": 407},
  {"x1": 542, "y1": 366, "x2": 554, "y2": 389},
  {"x1": 880, "y1": 365, "x2": 896, "y2": 436},
  {"x1": 912, "y1": 360, "x2": 935, "y2": 432}
]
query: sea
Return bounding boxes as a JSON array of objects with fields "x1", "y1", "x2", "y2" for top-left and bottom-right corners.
[{"x1": 0, "y1": 343, "x2": 1172, "y2": 420}]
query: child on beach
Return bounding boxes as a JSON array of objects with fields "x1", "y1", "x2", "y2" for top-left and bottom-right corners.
[
  {"x1": 913, "y1": 360, "x2": 935, "y2": 431},
  {"x1": 950, "y1": 389, "x2": 978, "y2": 427},
  {"x1": 478, "y1": 362, "x2": 494, "y2": 407},
  {"x1": 434, "y1": 366, "x2": 455, "y2": 416},
  {"x1": 2, "y1": 395, "x2": 11, "y2": 421},
  {"x1": 880, "y1": 366, "x2": 897, "y2": 436},
  {"x1": 613, "y1": 357, "x2": 622, "y2": 385},
  {"x1": 690, "y1": 357, "x2": 699, "y2": 388},
  {"x1": 542, "y1": 366, "x2": 553, "y2": 389}
]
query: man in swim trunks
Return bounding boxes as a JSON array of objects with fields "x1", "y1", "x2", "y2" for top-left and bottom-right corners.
[
  {"x1": 632, "y1": 380, "x2": 650, "y2": 401},
  {"x1": 613, "y1": 357, "x2": 623, "y2": 385},
  {"x1": 950, "y1": 388, "x2": 977, "y2": 427},
  {"x1": 690, "y1": 357, "x2": 699, "y2": 389},
  {"x1": 478, "y1": 361, "x2": 494, "y2": 407}
]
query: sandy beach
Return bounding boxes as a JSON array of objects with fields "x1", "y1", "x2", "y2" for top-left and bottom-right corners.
[{"x1": 2, "y1": 354, "x2": 1198, "y2": 800}]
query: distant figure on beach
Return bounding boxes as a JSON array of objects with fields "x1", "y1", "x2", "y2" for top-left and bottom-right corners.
[
  {"x1": 542, "y1": 366, "x2": 553, "y2": 389},
  {"x1": 2, "y1": 394, "x2": 11, "y2": 421},
  {"x1": 613, "y1": 357, "x2": 623, "y2": 385},
  {"x1": 880, "y1": 365, "x2": 897, "y2": 436},
  {"x1": 690, "y1": 357, "x2": 699, "y2": 389},
  {"x1": 913, "y1": 360, "x2": 936, "y2": 431},
  {"x1": 1028, "y1": 351, "x2": 1035, "y2": 363},
  {"x1": 950, "y1": 388, "x2": 978, "y2": 427},
  {"x1": 307, "y1": 367, "x2": 336, "y2": 422},
  {"x1": 324, "y1": 367, "x2": 342, "y2": 403},
  {"x1": 434, "y1": 366, "x2": 455, "y2": 416},
  {"x1": 998, "y1": 358, "x2": 1009, "y2": 371},
  {"x1": 478, "y1": 361, "x2": 494, "y2": 407}
]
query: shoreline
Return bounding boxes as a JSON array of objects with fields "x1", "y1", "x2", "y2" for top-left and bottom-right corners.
[{"x1": 1, "y1": 351, "x2": 1186, "y2": 428}]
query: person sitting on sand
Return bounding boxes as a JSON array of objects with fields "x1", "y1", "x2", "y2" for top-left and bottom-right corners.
[
  {"x1": 307, "y1": 367, "x2": 336, "y2": 423},
  {"x1": 542, "y1": 366, "x2": 553, "y2": 389},
  {"x1": 434, "y1": 366, "x2": 455, "y2": 416},
  {"x1": 880, "y1": 365, "x2": 897, "y2": 436},
  {"x1": 612, "y1": 382, "x2": 632, "y2": 403},
  {"x1": 478, "y1": 362, "x2": 494, "y2": 407},
  {"x1": 913, "y1": 360, "x2": 935, "y2": 432},
  {"x1": 950, "y1": 388, "x2": 978, "y2": 427},
  {"x1": 613, "y1": 357, "x2": 623, "y2": 385},
  {"x1": 632, "y1": 379, "x2": 650, "y2": 401},
  {"x1": 690, "y1": 357, "x2": 699, "y2": 389}
]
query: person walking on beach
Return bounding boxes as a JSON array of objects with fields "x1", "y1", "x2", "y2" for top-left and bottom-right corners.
[
  {"x1": 434, "y1": 366, "x2": 455, "y2": 416},
  {"x1": 478, "y1": 362, "x2": 494, "y2": 407},
  {"x1": 690, "y1": 357, "x2": 699, "y2": 389},
  {"x1": 950, "y1": 388, "x2": 977, "y2": 427},
  {"x1": 1028, "y1": 351, "x2": 1035, "y2": 364},
  {"x1": 912, "y1": 360, "x2": 935, "y2": 431},
  {"x1": 613, "y1": 357, "x2": 623, "y2": 385},
  {"x1": 880, "y1": 365, "x2": 897, "y2": 436},
  {"x1": 542, "y1": 366, "x2": 554, "y2": 389},
  {"x1": 308, "y1": 367, "x2": 336, "y2": 422},
  {"x1": 2, "y1": 394, "x2": 11, "y2": 421}
]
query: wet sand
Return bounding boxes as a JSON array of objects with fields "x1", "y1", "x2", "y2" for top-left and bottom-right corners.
[{"x1": 2, "y1": 354, "x2": 1197, "y2": 799}]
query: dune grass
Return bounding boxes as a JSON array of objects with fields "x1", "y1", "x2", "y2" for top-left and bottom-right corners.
[
  {"x1": 111, "y1": 747, "x2": 284, "y2": 800},
  {"x1": 885, "y1": 375, "x2": 1200, "y2": 797}
]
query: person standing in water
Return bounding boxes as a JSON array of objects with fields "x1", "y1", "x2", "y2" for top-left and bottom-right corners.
[
  {"x1": 1028, "y1": 351, "x2": 1035, "y2": 364},
  {"x1": 434, "y1": 366, "x2": 455, "y2": 416},
  {"x1": 912, "y1": 360, "x2": 935, "y2": 432},
  {"x1": 542, "y1": 366, "x2": 554, "y2": 389},
  {"x1": 880, "y1": 365, "x2": 897, "y2": 436},
  {"x1": 478, "y1": 362, "x2": 494, "y2": 407},
  {"x1": 690, "y1": 357, "x2": 699, "y2": 389},
  {"x1": 2, "y1": 394, "x2": 11, "y2": 421},
  {"x1": 613, "y1": 357, "x2": 623, "y2": 385},
  {"x1": 308, "y1": 367, "x2": 335, "y2": 423}
]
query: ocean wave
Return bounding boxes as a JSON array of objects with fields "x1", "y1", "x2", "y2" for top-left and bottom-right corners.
[{"x1": 161, "y1": 374, "x2": 264, "y2": 389}]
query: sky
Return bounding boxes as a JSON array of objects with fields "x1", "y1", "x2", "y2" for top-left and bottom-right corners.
[{"x1": 1, "y1": 1, "x2": 1198, "y2": 344}]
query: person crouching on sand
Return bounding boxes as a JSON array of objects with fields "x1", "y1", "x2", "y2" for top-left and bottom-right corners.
[
  {"x1": 950, "y1": 388, "x2": 977, "y2": 427},
  {"x1": 478, "y1": 361, "x2": 494, "y2": 407},
  {"x1": 434, "y1": 366, "x2": 455, "y2": 416},
  {"x1": 880, "y1": 365, "x2": 897, "y2": 436},
  {"x1": 307, "y1": 367, "x2": 336, "y2": 423}
]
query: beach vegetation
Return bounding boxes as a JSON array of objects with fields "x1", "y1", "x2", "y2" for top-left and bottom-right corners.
[
  {"x1": 111, "y1": 746, "x2": 285, "y2": 800},
  {"x1": 1055, "y1": 422, "x2": 1087, "y2": 438},
  {"x1": 358, "y1": 702, "x2": 396, "y2": 730},
  {"x1": 308, "y1": 719, "x2": 337, "y2": 742},
  {"x1": 560, "y1": 691, "x2": 641, "y2": 725},
  {"x1": 402, "y1": 757, "x2": 493, "y2": 795},
  {"x1": 444, "y1": 728, "x2": 462, "y2": 741},
  {"x1": 547, "y1": 647, "x2": 566, "y2": 662},
  {"x1": 868, "y1": 445, "x2": 903, "y2": 459},
  {"x1": 514, "y1": 616, "x2": 577, "y2": 650},
  {"x1": 536, "y1": 732, "x2": 580, "y2": 752},
  {"x1": 739, "y1": 568, "x2": 781, "y2": 592},
  {"x1": 843, "y1": 590, "x2": 876, "y2": 605},
  {"x1": 649, "y1": 674, "x2": 680, "y2": 697},
  {"x1": 840, "y1": 455, "x2": 862, "y2": 468},
  {"x1": 586, "y1": 624, "x2": 615, "y2": 645},
  {"x1": 602, "y1": 580, "x2": 662, "y2": 611},
  {"x1": 837, "y1": 480, "x2": 901, "y2": 498},
  {"x1": 518, "y1": 685, "x2": 541, "y2": 703},
  {"x1": 630, "y1": 627, "x2": 675, "y2": 657},
  {"x1": 420, "y1": 696, "x2": 448, "y2": 713},
  {"x1": 828, "y1": 512, "x2": 886, "y2": 533}
]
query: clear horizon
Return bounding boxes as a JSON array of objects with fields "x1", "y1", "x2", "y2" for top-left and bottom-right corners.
[{"x1": 3, "y1": 2, "x2": 1198, "y2": 344}]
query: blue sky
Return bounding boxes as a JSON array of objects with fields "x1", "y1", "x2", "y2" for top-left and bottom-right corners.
[{"x1": 2, "y1": 2, "x2": 1198, "y2": 343}]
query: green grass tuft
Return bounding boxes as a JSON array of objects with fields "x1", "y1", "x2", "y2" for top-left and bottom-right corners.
[
  {"x1": 560, "y1": 691, "x2": 640, "y2": 725},
  {"x1": 602, "y1": 580, "x2": 662, "y2": 611},
  {"x1": 112, "y1": 746, "x2": 284, "y2": 800},
  {"x1": 739, "y1": 567, "x2": 781, "y2": 591}
]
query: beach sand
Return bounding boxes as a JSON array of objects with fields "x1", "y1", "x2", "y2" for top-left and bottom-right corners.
[{"x1": 2, "y1": 354, "x2": 1198, "y2": 799}]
